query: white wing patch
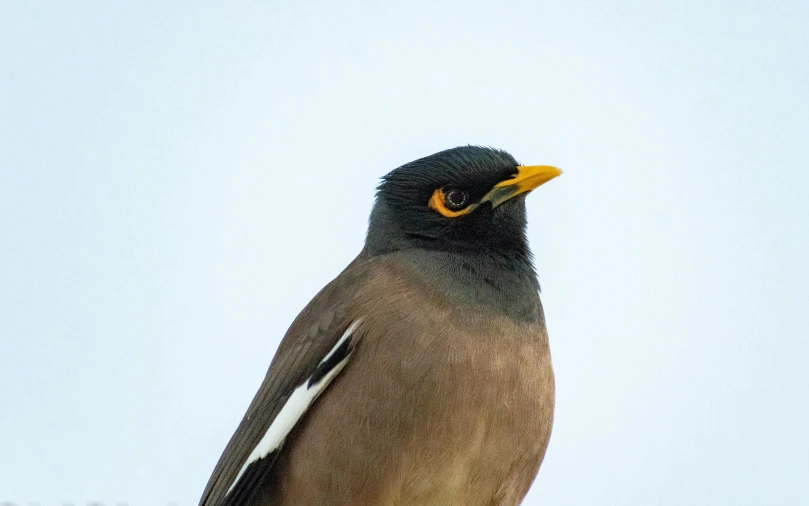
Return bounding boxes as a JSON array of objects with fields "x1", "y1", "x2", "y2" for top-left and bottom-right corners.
[{"x1": 226, "y1": 319, "x2": 362, "y2": 496}]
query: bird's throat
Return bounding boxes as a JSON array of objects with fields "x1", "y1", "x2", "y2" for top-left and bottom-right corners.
[{"x1": 390, "y1": 249, "x2": 543, "y2": 324}]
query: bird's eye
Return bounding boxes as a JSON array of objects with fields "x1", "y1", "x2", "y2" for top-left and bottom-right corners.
[
  {"x1": 444, "y1": 189, "x2": 470, "y2": 211},
  {"x1": 428, "y1": 188, "x2": 475, "y2": 218}
]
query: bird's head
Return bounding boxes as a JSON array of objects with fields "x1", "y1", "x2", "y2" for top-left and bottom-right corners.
[{"x1": 366, "y1": 146, "x2": 561, "y2": 259}]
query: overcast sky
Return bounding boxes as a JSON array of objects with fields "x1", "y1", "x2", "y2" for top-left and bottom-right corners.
[{"x1": 2, "y1": 1, "x2": 808, "y2": 505}]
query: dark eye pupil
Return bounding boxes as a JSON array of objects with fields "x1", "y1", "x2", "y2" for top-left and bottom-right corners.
[{"x1": 445, "y1": 189, "x2": 469, "y2": 210}]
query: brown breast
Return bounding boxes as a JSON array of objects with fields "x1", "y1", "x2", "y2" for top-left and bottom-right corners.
[{"x1": 261, "y1": 259, "x2": 555, "y2": 506}]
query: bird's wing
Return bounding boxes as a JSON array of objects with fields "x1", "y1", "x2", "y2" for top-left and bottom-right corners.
[{"x1": 198, "y1": 261, "x2": 371, "y2": 506}]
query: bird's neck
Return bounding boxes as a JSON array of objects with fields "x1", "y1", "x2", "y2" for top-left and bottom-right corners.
[
  {"x1": 361, "y1": 250, "x2": 541, "y2": 328},
  {"x1": 393, "y1": 248, "x2": 543, "y2": 323},
  {"x1": 363, "y1": 200, "x2": 543, "y2": 323}
]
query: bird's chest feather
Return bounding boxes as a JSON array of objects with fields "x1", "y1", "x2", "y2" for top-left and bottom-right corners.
[
  {"x1": 350, "y1": 301, "x2": 555, "y2": 505},
  {"x1": 273, "y1": 268, "x2": 555, "y2": 506}
]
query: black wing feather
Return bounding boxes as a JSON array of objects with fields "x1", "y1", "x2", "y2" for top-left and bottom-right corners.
[{"x1": 198, "y1": 258, "x2": 371, "y2": 506}]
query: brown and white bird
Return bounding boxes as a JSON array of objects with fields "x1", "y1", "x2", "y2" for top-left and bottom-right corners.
[{"x1": 199, "y1": 146, "x2": 561, "y2": 506}]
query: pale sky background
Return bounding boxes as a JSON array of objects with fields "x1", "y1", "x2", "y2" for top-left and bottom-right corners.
[{"x1": 2, "y1": 1, "x2": 808, "y2": 505}]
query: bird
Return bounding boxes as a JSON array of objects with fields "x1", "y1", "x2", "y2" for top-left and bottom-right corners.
[{"x1": 198, "y1": 146, "x2": 561, "y2": 506}]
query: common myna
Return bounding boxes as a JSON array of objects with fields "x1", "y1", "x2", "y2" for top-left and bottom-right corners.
[{"x1": 199, "y1": 146, "x2": 561, "y2": 506}]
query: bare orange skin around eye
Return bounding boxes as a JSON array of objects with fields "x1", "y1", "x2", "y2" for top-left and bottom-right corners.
[{"x1": 428, "y1": 189, "x2": 476, "y2": 218}]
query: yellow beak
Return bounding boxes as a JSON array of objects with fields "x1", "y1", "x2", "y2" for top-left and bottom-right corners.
[{"x1": 481, "y1": 165, "x2": 562, "y2": 208}]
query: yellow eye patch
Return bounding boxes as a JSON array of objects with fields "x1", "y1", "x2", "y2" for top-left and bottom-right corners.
[
  {"x1": 426, "y1": 165, "x2": 562, "y2": 219},
  {"x1": 428, "y1": 189, "x2": 477, "y2": 218}
]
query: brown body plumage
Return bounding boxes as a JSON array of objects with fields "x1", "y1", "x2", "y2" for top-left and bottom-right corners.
[{"x1": 258, "y1": 254, "x2": 554, "y2": 505}]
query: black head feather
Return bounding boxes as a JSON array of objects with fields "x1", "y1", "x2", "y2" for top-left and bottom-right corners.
[{"x1": 365, "y1": 146, "x2": 530, "y2": 261}]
